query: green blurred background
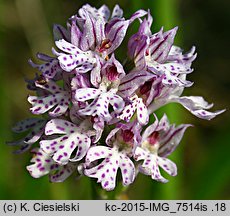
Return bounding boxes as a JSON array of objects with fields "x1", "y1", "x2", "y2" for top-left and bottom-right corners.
[{"x1": 0, "y1": 0, "x2": 229, "y2": 199}]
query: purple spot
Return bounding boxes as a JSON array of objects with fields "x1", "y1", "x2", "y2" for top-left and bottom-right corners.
[{"x1": 104, "y1": 181, "x2": 109, "y2": 187}]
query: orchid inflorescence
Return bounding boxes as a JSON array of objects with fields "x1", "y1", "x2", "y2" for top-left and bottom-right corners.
[{"x1": 9, "y1": 4, "x2": 224, "y2": 191}]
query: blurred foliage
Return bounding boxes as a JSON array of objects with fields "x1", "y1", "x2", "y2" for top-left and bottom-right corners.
[{"x1": 0, "y1": 0, "x2": 229, "y2": 199}]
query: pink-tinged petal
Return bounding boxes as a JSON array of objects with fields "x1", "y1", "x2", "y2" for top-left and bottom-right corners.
[
  {"x1": 162, "y1": 71, "x2": 193, "y2": 87},
  {"x1": 128, "y1": 20, "x2": 149, "y2": 69},
  {"x1": 134, "y1": 35, "x2": 149, "y2": 70},
  {"x1": 119, "y1": 154, "x2": 135, "y2": 186},
  {"x1": 90, "y1": 56, "x2": 103, "y2": 87},
  {"x1": 35, "y1": 53, "x2": 54, "y2": 61},
  {"x1": 80, "y1": 11, "x2": 98, "y2": 51},
  {"x1": 98, "y1": 5, "x2": 110, "y2": 21},
  {"x1": 92, "y1": 116, "x2": 105, "y2": 143},
  {"x1": 147, "y1": 9, "x2": 153, "y2": 28},
  {"x1": 85, "y1": 146, "x2": 112, "y2": 165},
  {"x1": 159, "y1": 124, "x2": 191, "y2": 157},
  {"x1": 111, "y1": 5, "x2": 123, "y2": 19},
  {"x1": 105, "y1": 128, "x2": 120, "y2": 146},
  {"x1": 150, "y1": 27, "x2": 178, "y2": 63},
  {"x1": 26, "y1": 148, "x2": 54, "y2": 178},
  {"x1": 55, "y1": 39, "x2": 83, "y2": 54},
  {"x1": 141, "y1": 115, "x2": 159, "y2": 140},
  {"x1": 129, "y1": 9, "x2": 148, "y2": 24},
  {"x1": 148, "y1": 28, "x2": 164, "y2": 55},
  {"x1": 53, "y1": 24, "x2": 70, "y2": 42},
  {"x1": 8, "y1": 140, "x2": 31, "y2": 154},
  {"x1": 103, "y1": 54, "x2": 125, "y2": 79},
  {"x1": 158, "y1": 157, "x2": 177, "y2": 176},
  {"x1": 78, "y1": 7, "x2": 106, "y2": 49},
  {"x1": 45, "y1": 119, "x2": 76, "y2": 135},
  {"x1": 79, "y1": 4, "x2": 109, "y2": 21},
  {"x1": 119, "y1": 70, "x2": 154, "y2": 97},
  {"x1": 74, "y1": 88, "x2": 101, "y2": 101},
  {"x1": 158, "y1": 113, "x2": 170, "y2": 130},
  {"x1": 71, "y1": 21, "x2": 82, "y2": 47},
  {"x1": 50, "y1": 163, "x2": 77, "y2": 183},
  {"x1": 137, "y1": 98, "x2": 149, "y2": 125},
  {"x1": 71, "y1": 73, "x2": 91, "y2": 90},
  {"x1": 105, "y1": 18, "x2": 129, "y2": 55}
]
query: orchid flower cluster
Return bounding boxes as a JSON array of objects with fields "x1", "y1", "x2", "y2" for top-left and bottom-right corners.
[{"x1": 9, "y1": 4, "x2": 224, "y2": 191}]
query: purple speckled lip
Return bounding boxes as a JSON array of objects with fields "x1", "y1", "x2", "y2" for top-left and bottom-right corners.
[{"x1": 8, "y1": 4, "x2": 225, "y2": 191}]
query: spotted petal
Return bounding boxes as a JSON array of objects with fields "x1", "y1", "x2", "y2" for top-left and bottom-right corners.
[
  {"x1": 29, "y1": 55, "x2": 62, "y2": 79},
  {"x1": 28, "y1": 92, "x2": 70, "y2": 117},
  {"x1": 78, "y1": 91, "x2": 124, "y2": 122},
  {"x1": 162, "y1": 71, "x2": 193, "y2": 87},
  {"x1": 137, "y1": 98, "x2": 149, "y2": 125},
  {"x1": 56, "y1": 39, "x2": 95, "y2": 72},
  {"x1": 27, "y1": 148, "x2": 75, "y2": 182},
  {"x1": 45, "y1": 119, "x2": 76, "y2": 135},
  {"x1": 85, "y1": 146, "x2": 135, "y2": 191},
  {"x1": 170, "y1": 96, "x2": 225, "y2": 120},
  {"x1": 119, "y1": 95, "x2": 148, "y2": 125},
  {"x1": 74, "y1": 88, "x2": 102, "y2": 101},
  {"x1": 134, "y1": 147, "x2": 175, "y2": 183},
  {"x1": 118, "y1": 154, "x2": 135, "y2": 186},
  {"x1": 56, "y1": 39, "x2": 84, "y2": 54},
  {"x1": 50, "y1": 163, "x2": 77, "y2": 182},
  {"x1": 111, "y1": 5, "x2": 123, "y2": 19},
  {"x1": 41, "y1": 119, "x2": 91, "y2": 164},
  {"x1": 27, "y1": 148, "x2": 57, "y2": 178},
  {"x1": 157, "y1": 157, "x2": 177, "y2": 176}
]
